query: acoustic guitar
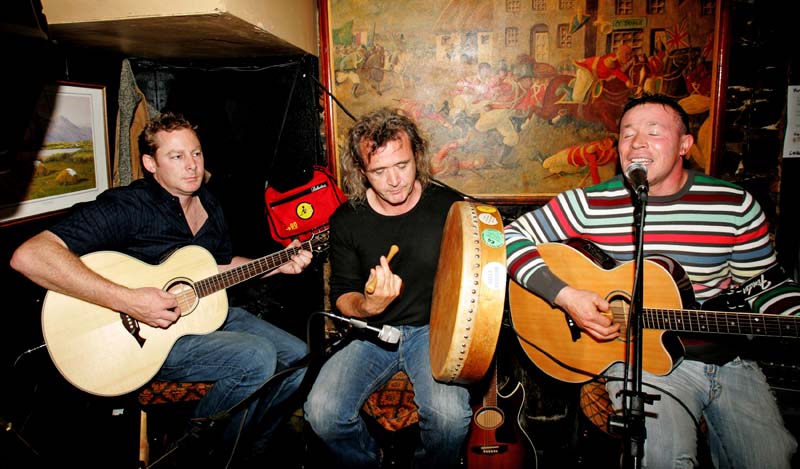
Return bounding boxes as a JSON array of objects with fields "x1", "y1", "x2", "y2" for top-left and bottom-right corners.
[
  {"x1": 41, "y1": 230, "x2": 329, "y2": 397},
  {"x1": 466, "y1": 360, "x2": 535, "y2": 468},
  {"x1": 509, "y1": 239, "x2": 800, "y2": 383}
]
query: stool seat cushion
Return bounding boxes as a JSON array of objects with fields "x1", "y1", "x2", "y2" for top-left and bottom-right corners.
[
  {"x1": 580, "y1": 379, "x2": 615, "y2": 435},
  {"x1": 361, "y1": 371, "x2": 419, "y2": 432},
  {"x1": 138, "y1": 381, "x2": 213, "y2": 406}
]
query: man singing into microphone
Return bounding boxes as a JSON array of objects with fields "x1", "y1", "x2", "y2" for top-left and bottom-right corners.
[
  {"x1": 505, "y1": 93, "x2": 797, "y2": 467},
  {"x1": 304, "y1": 108, "x2": 471, "y2": 468}
]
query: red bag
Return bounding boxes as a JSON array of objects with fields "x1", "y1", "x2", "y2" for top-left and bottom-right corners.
[{"x1": 264, "y1": 165, "x2": 346, "y2": 246}]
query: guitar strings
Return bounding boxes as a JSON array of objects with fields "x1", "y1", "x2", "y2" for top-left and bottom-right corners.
[{"x1": 195, "y1": 235, "x2": 321, "y2": 296}]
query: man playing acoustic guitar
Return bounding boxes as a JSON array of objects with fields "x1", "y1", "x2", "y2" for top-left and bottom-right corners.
[
  {"x1": 10, "y1": 112, "x2": 313, "y2": 466},
  {"x1": 505, "y1": 93, "x2": 797, "y2": 467}
]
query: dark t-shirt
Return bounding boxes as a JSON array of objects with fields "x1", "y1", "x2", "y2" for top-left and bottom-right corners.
[
  {"x1": 50, "y1": 178, "x2": 234, "y2": 265},
  {"x1": 329, "y1": 183, "x2": 462, "y2": 327}
]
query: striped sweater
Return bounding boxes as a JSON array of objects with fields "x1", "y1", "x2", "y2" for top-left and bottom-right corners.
[{"x1": 505, "y1": 170, "x2": 777, "y2": 307}]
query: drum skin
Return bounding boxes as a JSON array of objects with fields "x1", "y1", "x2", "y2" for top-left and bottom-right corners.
[{"x1": 430, "y1": 201, "x2": 507, "y2": 384}]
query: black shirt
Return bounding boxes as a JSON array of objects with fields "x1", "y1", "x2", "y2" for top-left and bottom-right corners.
[
  {"x1": 329, "y1": 183, "x2": 462, "y2": 326},
  {"x1": 50, "y1": 178, "x2": 234, "y2": 266}
]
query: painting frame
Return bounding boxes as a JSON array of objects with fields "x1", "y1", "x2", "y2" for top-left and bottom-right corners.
[
  {"x1": 0, "y1": 81, "x2": 110, "y2": 226},
  {"x1": 318, "y1": 0, "x2": 729, "y2": 204}
]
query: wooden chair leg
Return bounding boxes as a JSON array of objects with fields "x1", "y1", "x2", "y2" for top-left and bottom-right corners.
[{"x1": 139, "y1": 410, "x2": 149, "y2": 468}]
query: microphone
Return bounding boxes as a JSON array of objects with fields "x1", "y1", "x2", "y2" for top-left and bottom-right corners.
[
  {"x1": 625, "y1": 162, "x2": 649, "y2": 195},
  {"x1": 318, "y1": 311, "x2": 401, "y2": 344}
]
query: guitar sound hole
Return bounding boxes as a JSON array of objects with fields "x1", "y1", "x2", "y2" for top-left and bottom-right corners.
[
  {"x1": 165, "y1": 278, "x2": 198, "y2": 316},
  {"x1": 474, "y1": 407, "x2": 504, "y2": 430}
]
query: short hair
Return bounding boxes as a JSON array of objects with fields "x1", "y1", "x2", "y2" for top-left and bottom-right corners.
[
  {"x1": 340, "y1": 107, "x2": 432, "y2": 204},
  {"x1": 138, "y1": 112, "x2": 196, "y2": 157},
  {"x1": 620, "y1": 92, "x2": 691, "y2": 135}
]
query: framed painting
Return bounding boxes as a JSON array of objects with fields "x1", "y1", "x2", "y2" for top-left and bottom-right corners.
[
  {"x1": 319, "y1": 0, "x2": 729, "y2": 204},
  {"x1": 0, "y1": 82, "x2": 110, "y2": 225}
]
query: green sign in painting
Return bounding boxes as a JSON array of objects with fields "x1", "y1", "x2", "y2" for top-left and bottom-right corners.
[{"x1": 612, "y1": 17, "x2": 648, "y2": 30}]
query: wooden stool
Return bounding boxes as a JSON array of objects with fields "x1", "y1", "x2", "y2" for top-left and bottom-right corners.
[{"x1": 137, "y1": 381, "x2": 213, "y2": 467}]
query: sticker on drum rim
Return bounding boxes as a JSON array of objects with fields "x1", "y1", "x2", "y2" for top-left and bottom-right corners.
[
  {"x1": 481, "y1": 228, "x2": 504, "y2": 248},
  {"x1": 476, "y1": 205, "x2": 496, "y2": 213},
  {"x1": 478, "y1": 213, "x2": 498, "y2": 226},
  {"x1": 482, "y1": 262, "x2": 506, "y2": 291}
]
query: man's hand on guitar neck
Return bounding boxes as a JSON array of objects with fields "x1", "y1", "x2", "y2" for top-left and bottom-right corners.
[
  {"x1": 272, "y1": 239, "x2": 313, "y2": 275},
  {"x1": 554, "y1": 286, "x2": 620, "y2": 341},
  {"x1": 224, "y1": 239, "x2": 313, "y2": 277}
]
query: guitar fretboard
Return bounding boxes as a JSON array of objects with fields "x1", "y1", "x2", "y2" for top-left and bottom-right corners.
[
  {"x1": 643, "y1": 308, "x2": 800, "y2": 338},
  {"x1": 194, "y1": 238, "x2": 315, "y2": 298}
]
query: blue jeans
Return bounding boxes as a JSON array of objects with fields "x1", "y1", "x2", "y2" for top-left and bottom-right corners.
[
  {"x1": 157, "y1": 307, "x2": 307, "y2": 457},
  {"x1": 606, "y1": 359, "x2": 797, "y2": 468},
  {"x1": 304, "y1": 325, "x2": 472, "y2": 468}
]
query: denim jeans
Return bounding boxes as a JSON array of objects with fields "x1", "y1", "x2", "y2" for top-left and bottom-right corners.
[
  {"x1": 304, "y1": 325, "x2": 472, "y2": 468},
  {"x1": 157, "y1": 307, "x2": 307, "y2": 458},
  {"x1": 606, "y1": 358, "x2": 797, "y2": 468}
]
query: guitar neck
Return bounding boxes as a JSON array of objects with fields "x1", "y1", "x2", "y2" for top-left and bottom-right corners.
[
  {"x1": 193, "y1": 238, "x2": 313, "y2": 298},
  {"x1": 643, "y1": 308, "x2": 800, "y2": 338},
  {"x1": 483, "y1": 362, "x2": 499, "y2": 408}
]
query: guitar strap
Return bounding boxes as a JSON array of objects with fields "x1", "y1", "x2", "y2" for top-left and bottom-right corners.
[{"x1": 739, "y1": 264, "x2": 800, "y2": 316}]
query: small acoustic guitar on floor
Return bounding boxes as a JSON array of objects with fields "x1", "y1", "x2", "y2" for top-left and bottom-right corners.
[{"x1": 466, "y1": 359, "x2": 536, "y2": 468}]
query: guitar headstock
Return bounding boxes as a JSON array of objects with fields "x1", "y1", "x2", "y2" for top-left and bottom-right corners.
[{"x1": 308, "y1": 227, "x2": 330, "y2": 253}]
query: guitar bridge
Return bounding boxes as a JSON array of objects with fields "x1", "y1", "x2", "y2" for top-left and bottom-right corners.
[
  {"x1": 120, "y1": 313, "x2": 146, "y2": 348},
  {"x1": 471, "y1": 445, "x2": 508, "y2": 455},
  {"x1": 565, "y1": 314, "x2": 581, "y2": 341}
]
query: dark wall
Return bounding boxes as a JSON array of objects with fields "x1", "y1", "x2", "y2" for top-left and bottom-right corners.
[
  {"x1": 723, "y1": 1, "x2": 798, "y2": 275},
  {"x1": 0, "y1": 12, "x2": 135, "y2": 465},
  {"x1": 127, "y1": 55, "x2": 325, "y2": 258}
]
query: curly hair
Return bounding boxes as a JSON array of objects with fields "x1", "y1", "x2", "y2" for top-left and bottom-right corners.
[
  {"x1": 340, "y1": 107, "x2": 432, "y2": 204},
  {"x1": 138, "y1": 112, "x2": 197, "y2": 157}
]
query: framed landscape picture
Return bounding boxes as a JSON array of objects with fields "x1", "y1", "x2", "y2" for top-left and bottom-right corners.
[
  {"x1": 0, "y1": 82, "x2": 110, "y2": 225},
  {"x1": 319, "y1": 0, "x2": 728, "y2": 204}
]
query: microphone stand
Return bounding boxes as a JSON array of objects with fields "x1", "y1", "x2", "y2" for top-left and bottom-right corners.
[{"x1": 617, "y1": 187, "x2": 659, "y2": 469}]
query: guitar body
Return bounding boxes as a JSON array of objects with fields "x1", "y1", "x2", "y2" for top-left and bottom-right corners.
[
  {"x1": 466, "y1": 382, "x2": 534, "y2": 468},
  {"x1": 39, "y1": 229, "x2": 329, "y2": 397},
  {"x1": 509, "y1": 241, "x2": 686, "y2": 383},
  {"x1": 41, "y1": 246, "x2": 227, "y2": 396}
]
